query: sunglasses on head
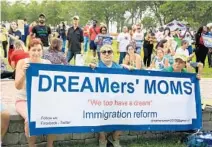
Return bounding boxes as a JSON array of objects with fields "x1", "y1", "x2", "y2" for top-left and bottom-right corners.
[{"x1": 101, "y1": 50, "x2": 113, "y2": 55}]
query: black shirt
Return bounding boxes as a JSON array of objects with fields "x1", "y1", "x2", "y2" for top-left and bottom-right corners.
[
  {"x1": 32, "y1": 25, "x2": 51, "y2": 47},
  {"x1": 9, "y1": 30, "x2": 22, "y2": 47},
  {"x1": 67, "y1": 26, "x2": 83, "y2": 52},
  {"x1": 143, "y1": 39, "x2": 154, "y2": 50}
]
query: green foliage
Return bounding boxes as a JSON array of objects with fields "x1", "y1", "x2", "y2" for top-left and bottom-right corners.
[
  {"x1": 142, "y1": 16, "x2": 157, "y2": 29},
  {"x1": 1, "y1": 1, "x2": 211, "y2": 29}
]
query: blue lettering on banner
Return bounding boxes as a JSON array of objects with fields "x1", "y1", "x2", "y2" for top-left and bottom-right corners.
[
  {"x1": 38, "y1": 74, "x2": 138, "y2": 94},
  {"x1": 38, "y1": 75, "x2": 52, "y2": 92},
  {"x1": 144, "y1": 79, "x2": 192, "y2": 95}
]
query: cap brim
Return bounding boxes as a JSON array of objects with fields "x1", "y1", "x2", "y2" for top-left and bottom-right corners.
[{"x1": 39, "y1": 14, "x2": 45, "y2": 18}]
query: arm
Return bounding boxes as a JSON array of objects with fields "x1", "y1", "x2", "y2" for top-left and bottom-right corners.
[
  {"x1": 15, "y1": 60, "x2": 28, "y2": 90},
  {"x1": 123, "y1": 54, "x2": 129, "y2": 65},
  {"x1": 164, "y1": 58, "x2": 169, "y2": 67},
  {"x1": 65, "y1": 28, "x2": 70, "y2": 55},
  {"x1": 188, "y1": 52, "x2": 195, "y2": 61},
  {"x1": 136, "y1": 55, "x2": 142, "y2": 69},
  {"x1": 80, "y1": 29, "x2": 84, "y2": 54},
  {"x1": 48, "y1": 27, "x2": 52, "y2": 44},
  {"x1": 8, "y1": 32, "x2": 21, "y2": 40},
  {"x1": 32, "y1": 26, "x2": 36, "y2": 38},
  {"x1": 11, "y1": 61, "x2": 16, "y2": 69}
]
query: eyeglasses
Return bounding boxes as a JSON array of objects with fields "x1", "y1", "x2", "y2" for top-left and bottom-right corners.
[
  {"x1": 101, "y1": 50, "x2": 113, "y2": 55},
  {"x1": 102, "y1": 29, "x2": 107, "y2": 31}
]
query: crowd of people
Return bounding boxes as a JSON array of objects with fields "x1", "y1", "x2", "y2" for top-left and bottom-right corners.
[{"x1": 1, "y1": 13, "x2": 212, "y2": 147}]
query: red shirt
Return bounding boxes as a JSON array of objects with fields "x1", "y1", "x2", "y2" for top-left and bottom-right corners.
[
  {"x1": 89, "y1": 26, "x2": 100, "y2": 40},
  {"x1": 10, "y1": 50, "x2": 29, "y2": 67}
]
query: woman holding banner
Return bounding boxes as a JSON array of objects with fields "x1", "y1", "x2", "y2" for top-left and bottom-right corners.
[
  {"x1": 90, "y1": 44, "x2": 133, "y2": 147},
  {"x1": 123, "y1": 44, "x2": 142, "y2": 69},
  {"x1": 14, "y1": 38, "x2": 55, "y2": 147}
]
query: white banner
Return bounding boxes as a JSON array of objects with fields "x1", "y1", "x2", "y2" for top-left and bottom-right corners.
[{"x1": 26, "y1": 64, "x2": 202, "y2": 136}]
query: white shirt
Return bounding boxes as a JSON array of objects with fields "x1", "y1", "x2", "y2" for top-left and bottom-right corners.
[
  {"x1": 117, "y1": 32, "x2": 131, "y2": 52},
  {"x1": 132, "y1": 31, "x2": 144, "y2": 41},
  {"x1": 176, "y1": 47, "x2": 189, "y2": 57}
]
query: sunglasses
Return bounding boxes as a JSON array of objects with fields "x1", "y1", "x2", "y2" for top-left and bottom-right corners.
[
  {"x1": 137, "y1": 28, "x2": 141, "y2": 30},
  {"x1": 73, "y1": 18, "x2": 78, "y2": 20},
  {"x1": 101, "y1": 50, "x2": 113, "y2": 55}
]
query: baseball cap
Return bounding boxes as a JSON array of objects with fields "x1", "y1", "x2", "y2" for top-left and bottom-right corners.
[
  {"x1": 174, "y1": 54, "x2": 187, "y2": 62},
  {"x1": 39, "y1": 13, "x2": 46, "y2": 18},
  {"x1": 73, "y1": 16, "x2": 79, "y2": 20}
]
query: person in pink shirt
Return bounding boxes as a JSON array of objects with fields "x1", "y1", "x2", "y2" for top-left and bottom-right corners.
[{"x1": 89, "y1": 20, "x2": 100, "y2": 58}]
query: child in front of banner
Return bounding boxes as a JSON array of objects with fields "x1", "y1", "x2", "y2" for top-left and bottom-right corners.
[
  {"x1": 90, "y1": 45, "x2": 133, "y2": 147},
  {"x1": 14, "y1": 38, "x2": 56, "y2": 147}
]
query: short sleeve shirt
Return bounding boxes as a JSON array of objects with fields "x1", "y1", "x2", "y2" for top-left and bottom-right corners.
[
  {"x1": 117, "y1": 32, "x2": 131, "y2": 52},
  {"x1": 9, "y1": 30, "x2": 22, "y2": 46},
  {"x1": 89, "y1": 26, "x2": 100, "y2": 41},
  {"x1": 32, "y1": 25, "x2": 51, "y2": 47},
  {"x1": 67, "y1": 26, "x2": 84, "y2": 52}
]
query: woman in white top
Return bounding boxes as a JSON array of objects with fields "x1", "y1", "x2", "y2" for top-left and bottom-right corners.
[{"x1": 15, "y1": 38, "x2": 55, "y2": 147}]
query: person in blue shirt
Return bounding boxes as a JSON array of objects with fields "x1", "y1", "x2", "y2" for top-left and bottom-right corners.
[
  {"x1": 89, "y1": 44, "x2": 132, "y2": 147},
  {"x1": 22, "y1": 18, "x2": 29, "y2": 44}
]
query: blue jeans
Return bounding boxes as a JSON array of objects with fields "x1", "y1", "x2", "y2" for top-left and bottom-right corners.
[
  {"x1": 62, "y1": 38, "x2": 66, "y2": 53},
  {"x1": 66, "y1": 50, "x2": 80, "y2": 64},
  {"x1": 187, "y1": 45, "x2": 193, "y2": 55},
  {"x1": 119, "y1": 52, "x2": 126, "y2": 64},
  {"x1": 84, "y1": 36, "x2": 89, "y2": 52},
  {"x1": 136, "y1": 47, "x2": 142, "y2": 55}
]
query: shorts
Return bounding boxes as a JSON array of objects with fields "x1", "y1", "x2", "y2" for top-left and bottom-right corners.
[
  {"x1": 90, "y1": 41, "x2": 97, "y2": 51},
  {"x1": 190, "y1": 62, "x2": 198, "y2": 68}
]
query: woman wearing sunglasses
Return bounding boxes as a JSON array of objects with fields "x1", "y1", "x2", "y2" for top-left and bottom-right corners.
[{"x1": 89, "y1": 44, "x2": 133, "y2": 147}]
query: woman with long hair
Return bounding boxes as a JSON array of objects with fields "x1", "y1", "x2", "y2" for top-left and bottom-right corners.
[
  {"x1": 195, "y1": 26, "x2": 209, "y2": 72},
  {"x1": 143, "y1": 32, "x2": 157, "y2": 67},
  {"x1": 123, "y1": 44, "x2": 142, "y2": 69},
  {"x1": 15, "y1": 38, "x2": 55, "y2": 147},
  {"x1": 7, "y1": 21, "x2": 22, "y2": 65}
]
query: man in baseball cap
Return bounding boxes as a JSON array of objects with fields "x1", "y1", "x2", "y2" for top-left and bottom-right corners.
[
  {"x1": 163, "y1": 54, "x2": 187, "y2": 72},
  {"x1": 73, "y1": 15, "x2": 79, "y2": 20},
  {"x1": 39, "y1": 13, "x2": 46, "y2": 18},
  {"x1": 32, "y1": 13, "x2": 51, "y2": 49}
]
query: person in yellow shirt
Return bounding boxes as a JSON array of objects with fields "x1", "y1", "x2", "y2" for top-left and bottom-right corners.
[{"x1": 0, "y1": 24, "x2": 8, "y2": 58}]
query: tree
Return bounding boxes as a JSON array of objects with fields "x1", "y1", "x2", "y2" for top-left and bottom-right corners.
[{"x1": 142, "y1": 16, "x2": 157, "y2": 29}]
